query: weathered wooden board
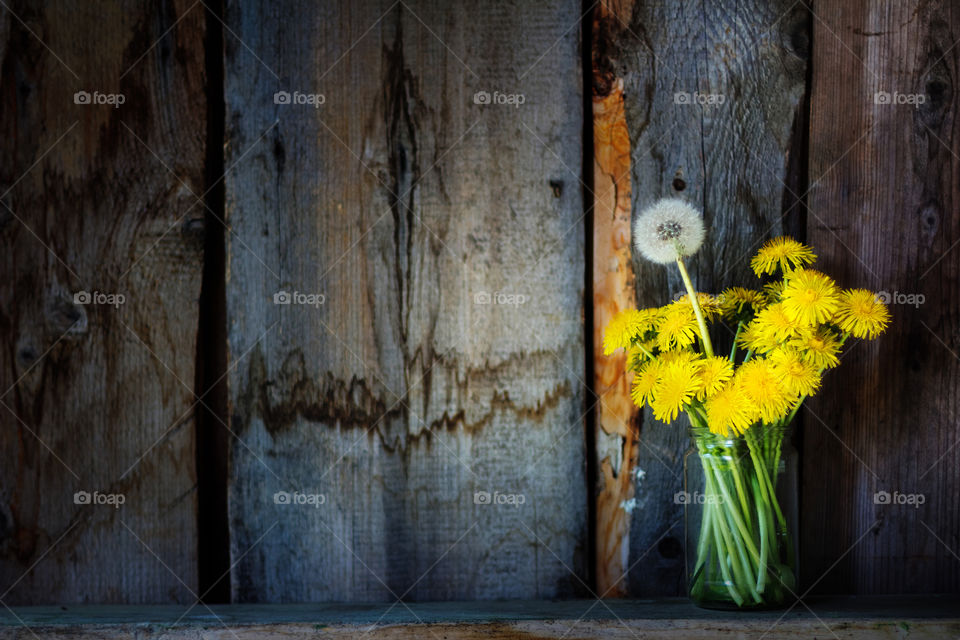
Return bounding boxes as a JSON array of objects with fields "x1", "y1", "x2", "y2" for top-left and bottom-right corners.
[
  {"x1": 609, "y1": 0, "x2": 810, "y2": 594},
  {"x1": 803, "y1": 0, "x2": 960, "y2": 593},
  {"x1": 2, "y1": 597, "x2": 960, "y2": 639},
  {"x1": 224, "y1": 0, "x2": 586, "y2": 601},
  {"x1": 0, "y1": 1, "x2": 206, "y2": 602},
  {"x1": 591, "y1": 0, "x2": 639, "y2": 597}
]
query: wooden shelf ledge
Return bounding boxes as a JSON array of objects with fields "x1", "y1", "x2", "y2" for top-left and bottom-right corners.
[{"x1": 2, "y1": 595, "x2": 958, "y2": 639}]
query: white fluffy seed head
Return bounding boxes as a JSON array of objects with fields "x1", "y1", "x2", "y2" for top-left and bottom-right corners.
[{"x1": 632, "y1": 198, "x2": 706, "y2": 264}]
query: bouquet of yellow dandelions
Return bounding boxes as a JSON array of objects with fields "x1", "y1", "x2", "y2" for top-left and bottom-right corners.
[{"x1": 604, "y1": 198, "x2": 889, "y2": 609}]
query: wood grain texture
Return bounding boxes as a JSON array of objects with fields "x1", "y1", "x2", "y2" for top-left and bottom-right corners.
[
  {"x1": 613, "y1": 0, "x2": 810, "y2": 595},
  {"x1": 591, "y1": 0, "x2": 639, "y2": 594},
  {"x1": 223, "y1": 0, "x2": 587, "y2": 601},
  {"x1": 803, "y1": 0, "x2": 960, "y2": 593},
  {"x1": 0, "y1": 1, "x2": 206, "y2": 602},
  {"x1": 3, "y1": 597, "x2": 960, "y2": 639},
  {"x1": 3, "y1": 620, "x2": 959, "y2": 640}
]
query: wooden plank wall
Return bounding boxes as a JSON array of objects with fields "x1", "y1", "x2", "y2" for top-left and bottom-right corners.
[
  {"x1": 0, "y1": 0, "x2": 206, "y2": 602},
  {"x1": 802, "y1": 1, "x2": 960, "y2": 594},
  {"x1": 222, "y1": 0, "x2": 587, "y2": 601},
  {"x1": 1, "y1": 0, "x2": 959, "y2": 604}
]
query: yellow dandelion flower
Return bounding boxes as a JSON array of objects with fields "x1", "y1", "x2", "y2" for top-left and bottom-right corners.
[
  {"x1": 705, "y1": 382, "x2": 756, "y2": 437},
  {"x1": 736, "y1": 359, "x2": 792, "y2": 424},
  {"x1": 781, "y1": 268, "x2": 841, "y2": 325},
  {"x1": 768, "y1": 348, "x2": 821, "y2": 397},
  {"x1": 738, "y1": 321, "x2": 776, "y2": 353},
  {"x1": 762, "y1": 280, "x2": 785, "y2": 303},
  {"x1": 656, "y1": 303, "x2": 700, "y2": 351},
  {"x1": 752, "y1": 302, "x2": 804, "y2": 345},
  {"x1": 835, "y1": 289, "x2": 891, "y2": 339},
  {"x1": 650, "y1": 359, "x2": 700, "y2": 423},
  {"x1": 789, "y1": 328, "x2": 842, "y2": 369},
  {"x1": 659, "y1": 349, "x2": 701, "y2": 367},
  {"x1": 695, "y1": 356, "x2": 734, "y2": 400},
  {"x1": 751, "y1": 236, "x2": 817, "y2": 277},
  {"x1": 719, "y1": 287, "x2": 766, "y2": 321},
  {"x1": 674, "y1": 292, "x2": 722, "y2": 319},
  {"x1": 631, "y1": 359, "x2": 662, "y2": 408},
  {"x1": 603, "y1": 308, "x2": 660, "y2": 355},
  {"x1": 603, "y1": 312, "x2": 631, "y2": 355}
]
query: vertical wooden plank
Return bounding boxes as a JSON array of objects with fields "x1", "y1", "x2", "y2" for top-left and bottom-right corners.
[
  {"x1": 613, "y1": 0, "x2": 810, "y2": 594},
  {"x1": 804, "y1": 0, "x2": 960, "y2": 593},
  {"x1": 0, "y1": 1, "x2": 206, "y2": 602},
  {"x1": 224, "y1": 0, "x2": 586, "y2": 600},
  {"x1": 592, "y1": 1, "x2": 639, "y2": 597}
]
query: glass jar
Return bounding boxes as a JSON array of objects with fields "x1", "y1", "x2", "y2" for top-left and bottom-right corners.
[{"x1": 683, "y1": 424, "x2": 798, "y2": 609}]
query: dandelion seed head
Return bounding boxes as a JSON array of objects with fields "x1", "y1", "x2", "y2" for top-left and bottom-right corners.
[{"x1": 633, "y1": 198, "x2": 706, "y2": 264}]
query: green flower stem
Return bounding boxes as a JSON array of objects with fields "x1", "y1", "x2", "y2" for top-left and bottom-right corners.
[
  {"x1": 746, "y1": 428, "x2": 788, "y2": 537},
  {"x1": 783, "y1": 401, "x2": 803, "y2": 428},
  {"x1": 687, "y1": 408, "x2": 755, "y2": 540},
  {"x1": 718, "y1": 463, "x2": 764, "y2": 603},
  {"x1": 675, "y1": 257, "x2": 714, "y2": 358},
  {"x1": 729, "y1": 455, "x2": 755, "y2": 537},
  {"x1": 702, "y1": 459, "x2": 749, "y2": 604},
  {"x1": 752, "y1": 474, "x2": 769, "y2": 593},
  {"x1": 636, "y1": 342, "x2": 656, "y2": 360},
  {"x1": 697, "y1": 446, "x2": 764, "y2": 602},
  {"x1": 687, "y1": 421, "x2": 798, "y2": 607},
  {"x1": 703, "y1": 450, "x2": 762, "y2": 568},
  {"x1": 706, "y1": 492, "x2": 744, "y2": 605},
  {"x1": 730, "y1": 321, "x2": 744, "y2": 362},
  {"x1": 693, "y1": 491, "x2": 713, "y2": 577},
  {"x1": 771, "y1": 435, "x2": 784, "y2": 495},
  {"x1": 744, "y1": 429, "x2": 783, "y2": 595}
]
